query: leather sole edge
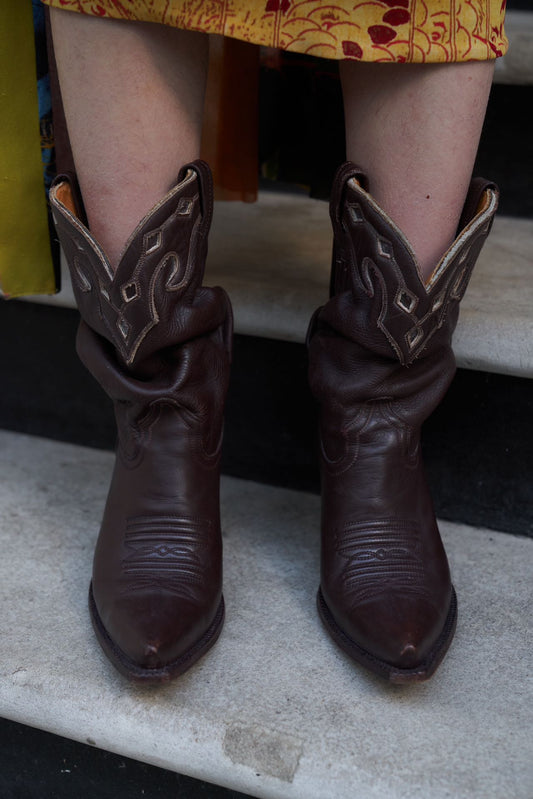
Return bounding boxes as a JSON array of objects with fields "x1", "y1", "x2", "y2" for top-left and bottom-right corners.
[
  {"x1": 88, "y1": 583, "x2": 225, "y2": 684},
  {"x1": 317, "y1": 586, "x2": 458, "y2": 684}
]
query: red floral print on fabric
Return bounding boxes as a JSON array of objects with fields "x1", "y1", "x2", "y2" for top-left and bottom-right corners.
[
  {"x1": 342, "y1": 40, "x2": 363, "y2": 58},
  {"x1": 265, "y1": 0, "x2": 291, "y2": 12},
  {"x1": 41, "y1": 0, "x2": 509, "y2": 64},
  {"x1": 383, "y1": 9, "x2": 411, "y2": 26},
  {"x1": 368, "y1": 25, "x2": 397, "y2": 45}
]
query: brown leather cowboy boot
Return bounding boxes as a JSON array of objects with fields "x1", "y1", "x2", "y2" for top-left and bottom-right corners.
[
  {"x1": 307, "y1": 162, "x2": 498, "y2": 682},
  {"x1": 49, "y1": 161, "x2": 232, "y2": 683}
]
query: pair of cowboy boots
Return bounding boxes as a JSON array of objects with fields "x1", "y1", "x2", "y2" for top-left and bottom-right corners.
[{"x1": 49, "y1": 160, "x2": 498, "y2": 684}]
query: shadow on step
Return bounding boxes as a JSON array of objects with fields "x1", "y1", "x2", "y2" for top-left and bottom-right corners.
[
  {"x1": 1, "y1": 300, "x2": 531, "y2": 537},
  {"x1": 0, "y1": 717, "x2": 251, "y2": 799}
]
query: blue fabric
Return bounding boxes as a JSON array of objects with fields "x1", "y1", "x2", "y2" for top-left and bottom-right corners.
[{"x1": 32, "y1": 0, "x2": 55, "y2": 193}]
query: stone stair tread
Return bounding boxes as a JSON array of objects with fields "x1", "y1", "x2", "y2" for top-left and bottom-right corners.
[
  {"x1": 495, "y1": 10, "x2": 533, "y2": 85},
  {"x1": 0, "y1": 430, "x2": 531, "y2": 799},
  {"x1": 30, "y1": 195, "x2": 533, "y2": 378}
]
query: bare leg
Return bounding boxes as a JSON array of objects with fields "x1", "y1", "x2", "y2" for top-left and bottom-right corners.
[
  {"x1": 49, "y1": 10, "x2": 208, "y2": 269},
  {"x1": 341, "y1": 61, "x2": 494, "y2": 281}
]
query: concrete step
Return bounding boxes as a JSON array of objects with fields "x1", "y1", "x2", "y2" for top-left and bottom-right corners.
[
  {"x1": 494, "y1": 10, "x2": 533, "y2": 85},
  {"x1": 0, "y1": 430, "x2": 531, "y2": 799},
  {"x1": 30, "y1": 197, "x2": 533, "y2": 378}
]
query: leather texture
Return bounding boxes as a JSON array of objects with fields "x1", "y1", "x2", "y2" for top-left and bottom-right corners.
[
  {"x1": 49, "y1": 161, "x2": 232, "y2": 682},
  {"x1": 308, "y1": 162, "x2": 498, "y2": 682}
]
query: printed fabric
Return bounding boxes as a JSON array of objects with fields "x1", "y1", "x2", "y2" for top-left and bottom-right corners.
[{"x1": 41, "y1": 1, "x2": 508, "y2": 63}]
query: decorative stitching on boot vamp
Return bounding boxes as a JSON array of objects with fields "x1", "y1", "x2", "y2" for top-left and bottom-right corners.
[
  {"x1": 335, "y1": 519, "x2": 431, "y2": 605},
  {"x1": 121, "y1": 515, "x2": 213, "y2": 602}
]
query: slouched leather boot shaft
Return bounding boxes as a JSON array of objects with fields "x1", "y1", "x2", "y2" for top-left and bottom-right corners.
[
  {"x1": 49, "y1": 161, "x2": 233, "y2": 682},
  {"x1": 308, "y1": 162, "x2": 498, "y2": 682}
]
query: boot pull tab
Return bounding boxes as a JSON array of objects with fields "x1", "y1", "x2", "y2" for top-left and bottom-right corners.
[
  {"x1": 50, "y1": 172, "x2": 88, "y2": 227},
  {"x1": 457, "y1": 178, "x2": 499, "y2": 236},
  {"x1": 179, "y1": 159, "x2": 214, "y2": 237},
  {"x1": 329, "y1": 163, "x2": 369, "y2": 297},
  {"x1": 329, "y1": 162, "x2": 369, "y2": 229}
]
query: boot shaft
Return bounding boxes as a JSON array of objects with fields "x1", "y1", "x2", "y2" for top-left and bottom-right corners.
[
  {"x1": 326, "y1": 162, "x2": 499, "y2": 366},
  {"x1": 307, "y1": 164, "x2": 499, "y2": 680},
  {"x1": 49, "y1": 160, "x2": 229, "y2": 374},
  {"x1": 308, "y1": 163, "x2": 499, "y2": 425},
  {"x1": 49, "y1": 160, "x2": 233, "y2": 460},
  {"x1": 48, "y1": 162, "x2": 231, "y2": 681}
]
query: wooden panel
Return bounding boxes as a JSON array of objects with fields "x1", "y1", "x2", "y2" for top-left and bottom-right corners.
[{"x1": 201, "y1": 36, "x2": 259, "y2": 202}]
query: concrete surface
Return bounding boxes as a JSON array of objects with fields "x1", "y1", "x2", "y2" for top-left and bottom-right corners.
[
  {"x1": 0, "y1": 430, "x2": 531, "y2": 799},
  {"x1": 28, "y1": 198, "x2": 533, "y2": 378},
  {"x1": 494, "y1": 11, "x2": 533, "y2": 86}
]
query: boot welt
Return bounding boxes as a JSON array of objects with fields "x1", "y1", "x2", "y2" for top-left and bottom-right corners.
[
  {"x1": 88, "y1": 583, "x2": 225, "y2": 684},
  {"x1": 317, "y1": 586, "x2": 457, "y2": 684}
]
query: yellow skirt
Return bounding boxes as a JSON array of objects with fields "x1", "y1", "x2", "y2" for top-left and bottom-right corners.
[
  {"x1": 42, "y1": 1, "x2": 507, "y2": 63},
  {"x1": 2, "y1": 0, "x2": 508, "y2": 298}
]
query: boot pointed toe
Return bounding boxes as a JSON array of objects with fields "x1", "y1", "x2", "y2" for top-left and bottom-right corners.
[
  {"x1": 90, "y1": 583, "x2": 225, "y2": 682},
  {"x1": 397, "y1": 643, "x2": 418, "y2": 667},
  {"x1": 318, "y1": 584, "x2": 457, "y2": 681}
]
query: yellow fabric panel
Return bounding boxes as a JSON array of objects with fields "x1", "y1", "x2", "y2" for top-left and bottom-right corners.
[
  {"x1": 42, "y1": 1, "x2": 507, "y2": 63},
  {"x1": 0, "y1": 1, "x2": 56, "y2": 298}
]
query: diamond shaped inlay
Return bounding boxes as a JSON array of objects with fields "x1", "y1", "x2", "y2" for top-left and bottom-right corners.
[
  {"x1": 347, "y1": 204, "x2": 364, "y2": 224},
  {"x1": 117, "y1": 317, "x2": 130, "y2": 340},
  {"x1": 395, "y1": 288, "x2": 417, "y2": 314},
  {"x1": 144, "y1": 229, "x2": 162, "y2": 255},
  {"x1": 377, "y1": 237, "x2": 394, "y2": 259},
  {"x1": 407, "y1": 326, "x2": 424, "y2": 349},
  {"x1": 121, "y1": 281, "x2": 139, "y2": 303},
  {"x1": 177, "y1": 197, "x2": 194, "y2": 215}
]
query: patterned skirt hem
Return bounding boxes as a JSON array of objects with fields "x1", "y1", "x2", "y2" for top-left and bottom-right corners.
[{"x1": 41, "y1": 1, "x2": 508, "y2": 64}]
